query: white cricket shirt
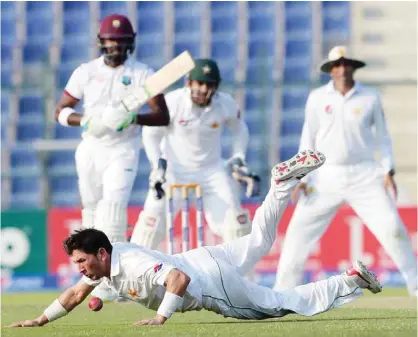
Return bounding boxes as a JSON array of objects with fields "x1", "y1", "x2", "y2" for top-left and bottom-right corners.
[
  {"x1": 142, "y1": 88, "x2": 249, "y2": 171},
  {"x1": 82, "y1": 243, "x2": 203, "y2": 312},
  {"x1": 64, "y1": 56, "x2": 154, "y2": 147},
  {"x1": 299, "y1": 81, "x2": 394, "y2": 172}
]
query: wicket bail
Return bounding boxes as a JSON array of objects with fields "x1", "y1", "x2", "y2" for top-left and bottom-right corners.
[{"x1": 166, "y1": 183, "x2": 204, "y2": 254}]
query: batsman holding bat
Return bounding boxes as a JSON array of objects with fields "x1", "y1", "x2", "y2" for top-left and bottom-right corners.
[
  {"x1": 54, "y1": 14, "x2": 194, "y2": 301},
  {"x1": 130, "y1": 59, "x2": 261, "y2": 249},
  {"x1": 273, "y1": 46, "x2": 417, "y2": 296}
]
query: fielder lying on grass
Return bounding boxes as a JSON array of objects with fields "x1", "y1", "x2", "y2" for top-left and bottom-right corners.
[{"x1": 9, "y1": 150, "x2": 382, "y2": 328}]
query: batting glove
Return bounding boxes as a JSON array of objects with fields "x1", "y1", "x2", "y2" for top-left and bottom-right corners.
[
  {"x1": 228, "y1": 156, "x2": 261, "y2": 198},
  {"x1": 80, "y1": 114, "x2": 109, "y2": 138},
  {"x1": 149, "y1": 158, "x2": 167, "y2": 200}
]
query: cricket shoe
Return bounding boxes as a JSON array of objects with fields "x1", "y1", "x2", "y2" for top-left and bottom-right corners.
[
  {"x1": 342, "y1": 260, "x2": 382, "y2": 294},
  {"x1": 271, "y1": 150, "x2": 326, "y2": 183}
]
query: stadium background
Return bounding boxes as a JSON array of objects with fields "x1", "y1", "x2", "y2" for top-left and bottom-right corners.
[{"x1": 0, "y1": 1, "x2": 416, "y2": 292}]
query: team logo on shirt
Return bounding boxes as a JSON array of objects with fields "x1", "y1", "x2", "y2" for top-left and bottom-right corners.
[
  {"x1": 179, "y1": 119, "x2": 189, "y2": 126},
  {"x1": 307, "y1": 186, "x2": 315, "y2": 195},
  {"x1": 210, "y1": 122, "x2": 219, "y2": 129},
  {"x1": 154, "y1": 263, "x2": 163, "y2": 273},
  {"x1": 128, "y1": 289, "x2": 138, "y2": 298},
  {"x1": 354, "y1": 108, "x2": 361, "y2": 115},
  {"x1": 121, "y1": 76, "x2": 132, "y2": 86},
  {"x1": 325, "y1": 105, "x2": 332, "y2": 114}
]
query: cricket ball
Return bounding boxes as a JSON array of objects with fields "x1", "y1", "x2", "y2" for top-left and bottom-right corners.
[{"x1": 88, "y1": 297, "x2": 103, "y2": 312}]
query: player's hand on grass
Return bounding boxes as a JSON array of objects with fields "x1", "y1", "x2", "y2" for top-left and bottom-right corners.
[
  {"x1": 132, "y1": 315, "x2": 166, "y2": 326},
  {"x1": 291, "y1": 183, "x2": 308, "y2": 204},
  {"x1": 8, "y1": 319, "x2": 42, "y2": 328},
  {"x1": 384, "y1": 173, "x2": 398, "y2": 200}
]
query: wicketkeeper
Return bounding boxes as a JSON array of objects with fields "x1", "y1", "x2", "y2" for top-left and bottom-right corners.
[{"x1": 130, "y1": 59, "x2": 261, "y2": 249}]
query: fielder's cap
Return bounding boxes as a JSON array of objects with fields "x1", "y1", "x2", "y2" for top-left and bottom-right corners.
[
  {"x1": 188, "y1": 59, "x2": 221, "y2": 84},
  {"x1": 319, "y1": 46, "x2": 366, "y2": 73}
]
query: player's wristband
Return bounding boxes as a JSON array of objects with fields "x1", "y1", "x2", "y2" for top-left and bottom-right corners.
[
  {"x1": 156, "y1": 292, "x2": 183, "y2": 319},
  {"x1": 58, "y1": 107, "x2": 76, "y2": 127},
  {"x1": 43, "y1": 299, "x2": 68, "y2": 322}
]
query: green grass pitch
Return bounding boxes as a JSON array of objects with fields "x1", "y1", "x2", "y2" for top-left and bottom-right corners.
[{"x1": 1, "y1": 288, "x2": 416, "y2": 337}]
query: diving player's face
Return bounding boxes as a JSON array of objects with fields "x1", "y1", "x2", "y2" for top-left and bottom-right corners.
[
  {"x1": 71, "y1": 249, "x2": 107, "y2": 280},
  {"x1": 188, "y1": 80, "x2": 217, "y2": 107}
]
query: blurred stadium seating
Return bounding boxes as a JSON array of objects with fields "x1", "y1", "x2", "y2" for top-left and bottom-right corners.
[{"x1": 1, "y1": 1, "x2": 352, "y2": 207}]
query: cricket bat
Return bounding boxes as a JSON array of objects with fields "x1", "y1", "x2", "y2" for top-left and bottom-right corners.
[
  {"x1": 102, "y1": 51, "x2": 195, "y2": 130},
  {"x1": 123, "y1": 50, "x2": 195, "y2": 110}
]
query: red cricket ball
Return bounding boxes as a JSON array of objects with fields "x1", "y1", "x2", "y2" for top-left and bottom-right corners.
[{"x1": 88, "y1": 297, "x2": 103, "y2": 312}]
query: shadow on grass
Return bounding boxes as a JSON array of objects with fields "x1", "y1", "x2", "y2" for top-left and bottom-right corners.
[{"x1": 190, "y1": 316, "x2": 417, "y2": 325}]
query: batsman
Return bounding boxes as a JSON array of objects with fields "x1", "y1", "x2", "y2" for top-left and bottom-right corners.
[{"x1": 130, "y1": 59, "x2": 261, "y2": 249}]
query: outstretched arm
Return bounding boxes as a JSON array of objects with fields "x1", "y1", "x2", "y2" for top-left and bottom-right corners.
[{"x1": 8, "y1": 279, "x2": 95, "y2": 328}]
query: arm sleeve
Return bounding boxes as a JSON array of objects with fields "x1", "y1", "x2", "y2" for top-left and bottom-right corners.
[
  {"x1": 298, "y1": 92, "x2": 319, "y2": 152},
  {"x1": 226, "y1": 107, "x2": 249, "y2": 161},
  {"x1": 64, "y1": 65, "x2": 89, "y2": 100},
  {"x1": 142, "y1": 126, "x2": 167, "y2": 168},
  {"x1": 372, "y1": 94, "x2": 395, "y2": 173},
  {"x1": 132, "y1": 255, "x2": 176, "y2": 288},
  {"x1": 81, "y1": 276, "x2": 102, "y2": 287}
]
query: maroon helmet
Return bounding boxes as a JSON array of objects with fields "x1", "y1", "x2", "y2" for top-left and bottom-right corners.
[{"x1": 98, "y1": 14, "x2": 136, "y2": 66}]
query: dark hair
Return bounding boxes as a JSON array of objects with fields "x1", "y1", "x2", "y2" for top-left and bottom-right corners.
[{"x1": 63, "y1": 228, "x2": 113, "y2": 256}]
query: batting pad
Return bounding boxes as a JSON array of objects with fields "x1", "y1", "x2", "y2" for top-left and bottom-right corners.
[
  {"x1": 222, "y1": 208, "x2": 252, "y2": 242},
  {"x1": 130, "y1": 210, "x2": 165, "y2": 249},
  {"x1": 94, "y1": 200, "x2": 127, "y2": 242},
  {"x1": 81, "y1": 207, "x2": 96, "y2": 229}
]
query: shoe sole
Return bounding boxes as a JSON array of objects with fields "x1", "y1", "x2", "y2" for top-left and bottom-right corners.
[
  {"x1": 354, "y1": 260, "x2": 382, "y2": 294},
  {"x1": 271, "y1": 150, "x2": 326, "y2": 181}
]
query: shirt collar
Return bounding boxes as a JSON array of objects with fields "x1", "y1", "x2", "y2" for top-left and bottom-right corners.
[
  {"x1": 110, "y1": 248, "x2": 121, "y2": 277},
  {"x1": 98, "y1": 55, "x2": 132, "y2": 70},
  {"x1": 326, "y1": 80, "x2": 362, "y2": 97}
]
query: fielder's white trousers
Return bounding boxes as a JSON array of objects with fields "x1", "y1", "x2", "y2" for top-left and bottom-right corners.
[
  {"x1": 182, "y1": 180, "x2": 362, "y2": 319},
  {"x1": 274, "y1": 163, "x2": 417, "y2": 295}
]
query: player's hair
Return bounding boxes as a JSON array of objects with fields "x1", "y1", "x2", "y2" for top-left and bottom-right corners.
[{"x1": 63, "y1": 228, "x2": 113, "y2": 256}]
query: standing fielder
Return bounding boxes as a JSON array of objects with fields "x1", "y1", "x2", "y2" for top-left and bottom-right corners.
[
  {"x1": 54, "y1": 14, "x2": 169, "y2": 243},
  {"x1": 273, "y1": 46, "x2": 417, "y2": 296},
  {"x1": 130, "y1": 59, "x2": 260, "y2": 249},
  {"x1": 9, "y1": 150, "x2": 383, "y2": 328}
]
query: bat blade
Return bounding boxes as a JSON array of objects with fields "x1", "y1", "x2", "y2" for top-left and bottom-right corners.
[{"x1": 144, "y1": 51, "x2": 195, "y2": 98}]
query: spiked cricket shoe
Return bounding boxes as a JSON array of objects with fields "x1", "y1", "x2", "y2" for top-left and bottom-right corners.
[
  {"x1": 342, "y1": 260, "x2": 382, "y2": 294},
  {"x1": 271, "y1": 150, "x2": 326, "y2": 183}
]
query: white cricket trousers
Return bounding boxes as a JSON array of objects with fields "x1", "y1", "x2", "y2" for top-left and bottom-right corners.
[
  {"x1": 75, "y1": 138, "x2": 139, "y2": 241},
  {"x1": 274, "y1": 163, "x2": 417, "y2": 295},
  {"x1": 181, "y1": 180, "x2": 362, "y2": 320}
]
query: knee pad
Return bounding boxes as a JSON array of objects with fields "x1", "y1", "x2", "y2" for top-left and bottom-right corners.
[
  {"x1": 94, "y1": 200, "x2": 127, "y2": 243},
  {"x1": 221, "y1": 208, "x2": 252, "y2": 243},
  {"x1": 130, "y1": 209, "x2": 166, "y2": 249}
]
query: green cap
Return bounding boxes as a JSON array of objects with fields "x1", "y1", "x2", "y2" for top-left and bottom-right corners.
[{"x1": 188, "y1": 59, "x2": 221, "y2": 84}]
